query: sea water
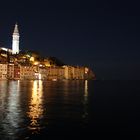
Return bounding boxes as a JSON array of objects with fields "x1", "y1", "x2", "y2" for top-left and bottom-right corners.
[{"x1": 0, "y1": 80, "x2": 140, "y2": 139}]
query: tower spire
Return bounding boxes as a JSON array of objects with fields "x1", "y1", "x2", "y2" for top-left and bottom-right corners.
[
  {"x1": 13, "y1": 23, "x2": 19, "y2": 35},
  {"x1": 12, "y1": 23, "x2": 20, "y2": 54}
]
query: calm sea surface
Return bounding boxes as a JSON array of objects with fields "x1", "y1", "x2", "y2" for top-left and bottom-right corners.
[{"x1": 0, "y1": 80, "x2": 140, "y2": 139}]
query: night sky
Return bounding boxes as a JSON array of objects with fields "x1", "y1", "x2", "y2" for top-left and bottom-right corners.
[{"x1": 0, "y1": 0, "x2": 140, "y2": 80}]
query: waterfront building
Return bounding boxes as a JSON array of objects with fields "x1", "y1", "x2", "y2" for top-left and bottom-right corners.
[
  {"x1": 46, "y1": 66, "x2": 65, "y2": 80},
  {"x1": 73, "y1": 66, "x2": 85, "y2": 79},
  {"x1": 63, "y1": 65, "x2": 85, "y2": 80},
  {"x1": 14, "y1": 65, "x2": 20, "y2": 79},
  {"x1": 0, "y1": 63, "x2": 7, "y2": 79},
  {"x1": 38, "y1": 67, "x2": 48, "y2": 80},
  {"x1": 20, "y1": 65, "x2": 35, "y2": 80},
  {"x1": 7, "y1": 63, "x2": 14, "y2": 79},
  {"x1": 63, "y1": 65, "x2": 70, "y2": 79}
]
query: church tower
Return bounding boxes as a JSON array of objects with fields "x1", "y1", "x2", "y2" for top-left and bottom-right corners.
[{"x1": 12, "y1": 23, "x2": 20, "y2": 54}]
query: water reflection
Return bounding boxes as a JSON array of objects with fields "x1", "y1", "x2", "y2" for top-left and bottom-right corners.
[
  {"x1": 83, "y1": 80, "x2": 88, "y2": 120},
  {"x1": 0, "y1": 80, "x2": 21, "y2": 139},
  {"x1": 0, "y1": 81, "x2": 8, "y2": 120},
  {"x1": 0, "y1": 80, "x2": 92, "y2": 139},
  {"x1": 84, "y1": 80, "x2": 88, "y2": 97},
  {"x1": 27, "y1": 80, "x2": 44, "y2": 132},
  {"x1": 7, "y1": 80, "x2": 20, "y2": 128}
]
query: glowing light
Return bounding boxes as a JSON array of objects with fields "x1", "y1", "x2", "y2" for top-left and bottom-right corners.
[
  {"x1": 1, "y1": 47, "x2": 8, "y2": 51},
  {"x1": 45, "y1": 63, "x2": 51, "y2": 67},
  {"x1": 27, "y1": 80, "x2": 43, "y2": 131},
  {"x1": 30, "y1": 57, "x2": 34, "y2": 62},
  {"x1": 82, "y1": 80, "x2": 88, "y2": 119},
  {"x1": 34, "y1": 61, "x2": 39, "y2": 65},
  {"x1": 85, "y1": 67, "x2": 89, "y2": 74},
  {"x1": 39, "y1": 74, "x2": 41, "y2": 80},
  {"x1": 34, "y1": 73, "x2": 38, "y2": 76},
  {"x1": 84, "y1": 80, "x2": 88, "y2": 97},
  {"x1": 26, "y1": 54, "x2": 30, "y2": 58},
  {"x1": 34, "y1": 73, "x2": 42, "y2": 80},
  {"x1": 9, "y1": 63, "x2": 14, "y2": 65},
  {"x1": 52, "y1": 78, "x2": 57, "y2": 81}
]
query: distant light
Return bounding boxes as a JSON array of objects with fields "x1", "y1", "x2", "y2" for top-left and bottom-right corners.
[
  {"x1": 26, "y1": 54, "x2": 30, "y2": 58},
  {"x1": 0, "y1": 47, "x2": 12, "y2": 52},
  {"x1": 34, "y1": 73, "x2": 41, "y2": 80},
  {"x1": 30, "y1": 57, "x2": 34, "y2": 62},
  {"x1": 34, "y1": 73, "x2": 38, "y2": 76},
  {"x1": 52, "y1": 78, "x2": 57, "y2": 81},
  {"x1": 1, "y1": 47, "x2": 8, "y2": 51},
  {"x1": 9, "y1": 63, "x2": 14, "y2": 65},
  {"x1": 39, "y1": 73, "x2": 41, "y2": 80},
  {"x1": 34, "y1": 61, "x2": 39, "y2": 65},
  {"x1": 85, "y1": 68, "x2": 89, "y2": 74}
]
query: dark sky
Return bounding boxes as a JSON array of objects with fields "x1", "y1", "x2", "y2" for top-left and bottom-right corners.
[{"x1": 0, "y1": 0, "x2": 140, "y2": 80}]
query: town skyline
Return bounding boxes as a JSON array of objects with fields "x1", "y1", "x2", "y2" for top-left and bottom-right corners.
[{"x1": 0, "y1": 23, "x2": 95, "y2": 80}]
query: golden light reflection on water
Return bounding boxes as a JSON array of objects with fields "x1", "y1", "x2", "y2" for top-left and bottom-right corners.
[
  {"x1": 84, "y1": 80, "x2": 88, "y2": 98},
  {"x1": 27, "y1": 80, "x2": 44, "y2": 131},
  {"x1": 83, "y1": 80, "x2": 88, "y2": 119}
]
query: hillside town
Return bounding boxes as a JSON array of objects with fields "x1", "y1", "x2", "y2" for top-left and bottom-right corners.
[{"x1": 0, "y1": 24, "x2": 95, "y2": 80}]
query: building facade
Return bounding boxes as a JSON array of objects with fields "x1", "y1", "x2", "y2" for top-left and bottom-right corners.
[
  {"x1": 0, "y1": 63, "x2": 7, "y2": 79},
  {"x1": 20, "y1": 65, "x2": 35, "y2": 80}
]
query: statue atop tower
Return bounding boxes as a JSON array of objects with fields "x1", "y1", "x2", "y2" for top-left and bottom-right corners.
[{"x1": 12, "y1": 23, "x2": 20, "y2": 54}]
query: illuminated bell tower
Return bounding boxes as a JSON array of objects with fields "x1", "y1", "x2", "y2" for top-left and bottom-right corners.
[{"x1": 12, "y1": 23, "x2": 20, "y2": 54}]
